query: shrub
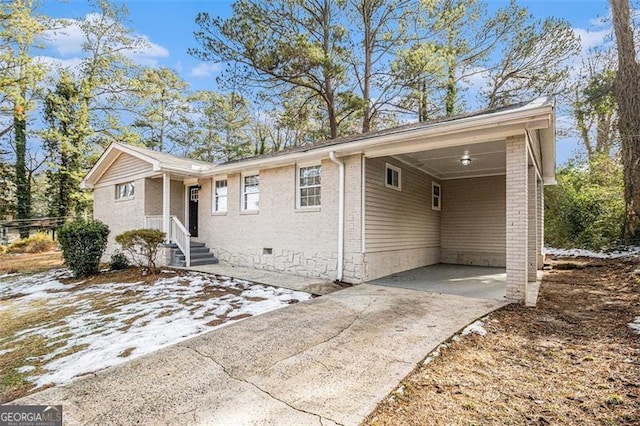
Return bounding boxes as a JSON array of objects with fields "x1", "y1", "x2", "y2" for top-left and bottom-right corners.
[
  {"x1": 58, "y1": 220, "x2": 110, "y2": 277},
  {"x1": 115, "y1": 229, "x2": 166, "y2": 274},
  {"x1": 7, "y1": 232, "x2": 57, "y2": 254},
  {"x1": 545, "y1": 155, "x2": 624, "y2": 250},
  {"x1": 110, "y1": 252, "x2": 130, "y2": 270},
  {"x1": 0, "y1": 245, "x2": 7, "y2": 255}
]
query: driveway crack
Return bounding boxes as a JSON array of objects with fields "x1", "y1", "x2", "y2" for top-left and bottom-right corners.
[
  {"x1": 258, "y1": 296, "x2": 380, "y2": 374},
  {"x1": 184, "y1": 346, "x2": 346, "y2": 426}
]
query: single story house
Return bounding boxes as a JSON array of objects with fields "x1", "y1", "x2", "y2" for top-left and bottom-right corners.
[{"x1": 82, "y1": 97, "x2": 556, "y2": 303}]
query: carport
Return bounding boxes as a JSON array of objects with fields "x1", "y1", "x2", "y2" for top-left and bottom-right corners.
[{"x1": 358, "y1": 98, "x2": 556, "y2": 305}]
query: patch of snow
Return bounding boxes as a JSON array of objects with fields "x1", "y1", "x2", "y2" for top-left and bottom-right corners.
[
  {"x1": 629, "y1": 317, "x2": 640, "y2": 334},
  {"x1": 545, "y1": 246, "x2": 640, "y2": 259},
  {"x1": 0, "y1": 349, "x2": 12, "y2": 356},
  {"x1": 461, "y1": 320, "x2": 487, "y2": 336},
  {"x1": 16, "y1": 365, "x2": 35, "y2": 373},
  {"x1": 0, "y1": 269, "x2": 312, "y2": 389}
]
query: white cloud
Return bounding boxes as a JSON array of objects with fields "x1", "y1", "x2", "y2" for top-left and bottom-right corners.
[
  {"x1": 42, "y1": 14, "x2": 170, "y2": 68},
  {"x1": 189, "y1": 63, "x2": 220, "y2": 78},
  {"x1": 43, "y1": 21, "x2": 85, "y2": 56},
  {"x1": 573, "y1": 27, "x2": 611, "y2": 57}
]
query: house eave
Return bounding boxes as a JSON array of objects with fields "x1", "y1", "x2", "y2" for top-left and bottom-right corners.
[{"x1": 202, "y1": 101, "x2": 554, "y2": 177}]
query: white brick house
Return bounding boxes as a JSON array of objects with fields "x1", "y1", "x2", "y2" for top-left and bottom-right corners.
[{"x1": 82, "y1": 98, "x2": 556, "y2": 303}]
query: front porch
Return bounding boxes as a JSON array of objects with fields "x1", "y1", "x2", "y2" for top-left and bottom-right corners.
[{"x1": 143, "y1": 173, "x2": 216, "y2": 268}]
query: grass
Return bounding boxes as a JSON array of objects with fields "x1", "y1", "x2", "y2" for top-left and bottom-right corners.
[
  {"x1": 0, "y1": 251, "x2": 64, "y2": 275},
  {"x1": 364, "y1": 257, "x2": 640, "y2": 425}
]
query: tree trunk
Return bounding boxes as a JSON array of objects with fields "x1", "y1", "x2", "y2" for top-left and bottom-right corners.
[
  {"x1": 361, "y1": 0, "x2": 372, "y2": 133},
  {"x1": 610, "y1": 0, "x2": 640, "y2": 243},
  {"x1": 14, "y1": 111, "x2": 29, "y2": 239}
]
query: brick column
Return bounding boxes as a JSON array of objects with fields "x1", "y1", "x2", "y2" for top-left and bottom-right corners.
[
  {"x1": 537, "y1": 177, "x2": 544, "y2": 269},
  {"x1": 506, "y1": 135, "x2": 528, "y2": 302},
  {"x1": 528, "y1": 166, "x2": 537, "y2": 282}
]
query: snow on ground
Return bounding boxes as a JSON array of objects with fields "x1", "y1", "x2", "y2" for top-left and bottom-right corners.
[
  {"x1": 545, "y1": 246, "x2": 640, "y2": 259},
  {"x1": 629, "y1": 318, "x2": 640, "y2": 335},
  {"x1": 461, "y1": 320, "x2": 487, "y2": 336},
  {"x1": 0, "y1": 269, "x2": 312, "y2": 389}
]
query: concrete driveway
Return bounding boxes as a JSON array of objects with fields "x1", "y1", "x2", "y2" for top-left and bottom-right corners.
[
  {"x1": 371, "y1": 264, "x2": 507, "y2": 300},
  {"x1": 16, "y1": 284, "x2": 508, "y2": 425}
]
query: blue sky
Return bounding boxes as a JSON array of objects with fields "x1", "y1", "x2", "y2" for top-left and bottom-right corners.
[{"x1": 39, "y1": 0, "x2": 613, "y2": 164}]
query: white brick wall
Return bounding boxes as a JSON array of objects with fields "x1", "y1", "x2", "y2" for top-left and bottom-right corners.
[
  {"x1": 197, "y1": 154, "x2": 364, "y2": 283},
  {"x1": 505, "y1": 135, "x2": 528, "y2": 302}
]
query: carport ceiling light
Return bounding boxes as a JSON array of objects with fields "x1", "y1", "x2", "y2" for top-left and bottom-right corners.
[{"x1": 460, "y1": 152, "x2": 472, "y2": 166}]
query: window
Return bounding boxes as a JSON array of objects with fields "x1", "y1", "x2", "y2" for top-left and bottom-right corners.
[
  {"x1": 115, "y1": 181, "x2": 134, "y2": 199},
  {"x1": 214, "y1": 179, "x2": 227, "y2": 212},
  {"x1": 242, "y1": 174, "x2": 259, "y2": 211},
  {"x1": 298, "y1": 165, "x2": 321, "y2": 208},
  {"x1": 432, "y1": 182, "x2": 441, "y2": 211},
  {"x1": 385, "y1": 163, "x2": 401, "y2": 190}
]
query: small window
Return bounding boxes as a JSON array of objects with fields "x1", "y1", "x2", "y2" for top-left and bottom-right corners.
[
  {"x1": 298, "y1": 165, "x2": 321, "y2": 208},
  {"x1": 214, "y1": 179, "x2": 227, "y2": 212},
  {"x1": 190, "y1": 187, "x2": 199, "y2": 202},
  {"x1": 242, "y1": 174, "x2": 259, "y2": 211},
  {"x1": 385, "y1": 163, "x2": 401, "y2": 190},
  {"x1": 432, "y1": 182, "x2": 441, "y2": 211},
  {"x1": 115, "y1": 181, "x2": 135, "y2": 199}
]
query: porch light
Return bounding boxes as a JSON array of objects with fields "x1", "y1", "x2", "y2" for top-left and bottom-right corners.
[{"x1": 460, "y1": 152, "x2": 472, "y2": 166}]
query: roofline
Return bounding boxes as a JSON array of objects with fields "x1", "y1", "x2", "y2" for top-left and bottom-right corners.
[
  {"x1": 203, "y1": 100, "x2": 554, "y2": 176},
  {"x1": 82, "y1": 142, "x2": 212, "y2": 188}
]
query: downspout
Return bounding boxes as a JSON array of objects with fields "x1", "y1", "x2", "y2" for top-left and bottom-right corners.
[{"x1": 329, "y1": 151, "x2": 345, "y2": 282}]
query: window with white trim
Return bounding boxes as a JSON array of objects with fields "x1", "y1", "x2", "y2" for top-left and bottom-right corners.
[
  {"x1": 242, "y1": 174, "x2": 259, "y2": 211},
  {"x1": 213, "y1": 179, "x2": 227, "y2": 212},
  {"x1": 115, "y1": 181, "x2": 135, "y2": 199},
  {"x1": 432, "y1": 182, "x2": 441, "y2": 211},
  {"x1": 298, "y1": 165, "x2": 321, "y2": 208},
  {"x1": 385, "y1": 163, "x2": 401, "y2": 190}
]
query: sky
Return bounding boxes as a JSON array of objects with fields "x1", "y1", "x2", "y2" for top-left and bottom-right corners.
[{"x1": 38, "y1": 0, "x2": 614, "y2": 165}]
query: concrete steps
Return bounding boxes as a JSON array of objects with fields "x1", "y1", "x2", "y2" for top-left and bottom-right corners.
[{"x1": 166, "y1": 241, "x2": 218, "y2": 267}]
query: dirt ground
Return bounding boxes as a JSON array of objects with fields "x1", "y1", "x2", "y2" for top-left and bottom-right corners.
[{"x1": 365, "y1": 257, "x2": 640, "y2": 425}]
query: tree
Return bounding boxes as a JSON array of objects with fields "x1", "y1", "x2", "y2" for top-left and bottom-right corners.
[
  {"x1": 191, "y1": 0, "x2": 350, "y2": 139},
  {"x1": 187, "y1": 90, "x2": 253, "y2": 162},
  {"x1": 482, "y1": 8, "x2": 579, "y2": 108},
  {"x1": 610, "y1": 0, "x2": 640, "y2": 243},
  {"x1": 0, "y1": 0, "x2": 49, "y2": 238},
  {"x1": 75, "y1": 0, "x2": 149, "y2": 146},
  {"x1": 130, "y1": 67, "x2": 189, "y2": 152},
  {"x1": 572, "y1": 52, "x2": 618, "y2": 159},
  {"x1": 43, "y1": 70, "x2": 92, "y2": 220}
]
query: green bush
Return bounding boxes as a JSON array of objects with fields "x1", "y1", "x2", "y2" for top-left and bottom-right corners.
[
  {"x1": 545, "y1": 155, "x2": 624, "y2": 250},
  {"x1": 58, "y1": 220, "x2": 110, "y2": 277},
  {"x1": 110, "y1": 251, "x2": 130, "y2": 270},
  {"x1": 7, "y1": 232, "x2": 57, "y2": 254},
  {"x1": 115, "y1": 229, "x2": 165, "y2": 274}
]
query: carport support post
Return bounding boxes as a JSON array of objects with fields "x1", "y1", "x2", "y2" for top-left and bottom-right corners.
[
  {"x1": 505, "y1": 135, "x2": 528, "y2": 302},
  {"x1": 163, "y1": 172, "x2": 171, "y2": 242},
  {"x1": 528, "y1": 166, "x2": 538, "y2": 282},
  {"x1": 537, "y1": 177, "x2": 544, "y2": 269}
]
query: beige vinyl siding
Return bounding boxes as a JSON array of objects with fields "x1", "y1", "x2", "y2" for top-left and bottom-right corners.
[
  {"x1": 440, "y1": 175, "x2": 506, "y2": 267},
  {"x1": 365, "y1": 157, "x2": 440, "y2": 253},
  {"x1": 363, "y1": 157, "x2": 440, "y2": 281},
  {"x1": 100, "y1": 153, "x2": 152, "y2": 183}
]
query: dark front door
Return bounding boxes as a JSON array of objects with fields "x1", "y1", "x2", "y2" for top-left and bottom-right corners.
[{"x1": 188, "y1": 186, "x2": 199, "y2": 237}]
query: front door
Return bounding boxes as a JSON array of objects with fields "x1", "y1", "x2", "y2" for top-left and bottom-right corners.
[{"x1": 188, "y1": 186, "x2": 199, "y2": 237}]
